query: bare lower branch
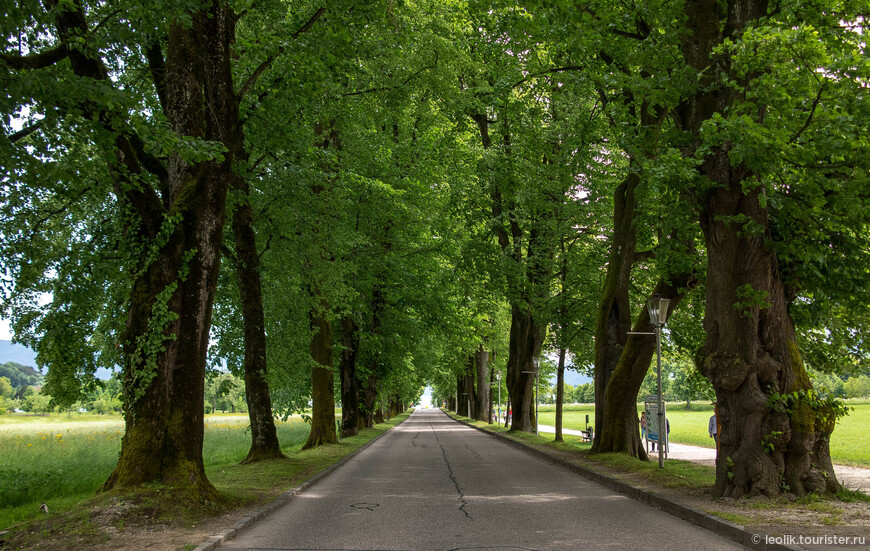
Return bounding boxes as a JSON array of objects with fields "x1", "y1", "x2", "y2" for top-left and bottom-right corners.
[{"x1": 238, "y1": 6, "x2": 327, "y2": 99}]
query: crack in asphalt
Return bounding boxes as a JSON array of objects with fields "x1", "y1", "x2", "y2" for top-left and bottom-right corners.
[{"x1": 430, "y1": 420, "x2": 472, "y2": 520}]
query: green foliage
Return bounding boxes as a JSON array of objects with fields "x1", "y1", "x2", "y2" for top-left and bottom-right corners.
[
  {"x1": 732, "y1": 284, "x2": 773, "y2": 317},
  {"x1": 765, "y1": 387, "x2": 851, "y2": 427}
]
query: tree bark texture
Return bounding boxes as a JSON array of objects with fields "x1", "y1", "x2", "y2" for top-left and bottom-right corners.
[
  {"x1": 506, "y1": 304, "x2": 544, "y2": 432},
  {"x1": 231, "y1": 170, "x2": 284, "y2": 463},
  {"x1": 339, "y1": 314, "x2": 360, "y2": 437},
  {"x1": 595, "y1": 277, "x2": 692, "y2": 456},
  {"x1": 99, "y1": 3, "x2": 238, "y2": 497},
  {"x1": 681, "y1": 0, "x2": 838, "y2": 497},
  {"x1": 302, "y1": 310, "x2": 337, "y2": 449},
  {"x1": 592, "y1": 173, "x2": 638, "y2": 447},
  {"x1": 474, "y1": 345, "x2": 490, "y2": 422}
]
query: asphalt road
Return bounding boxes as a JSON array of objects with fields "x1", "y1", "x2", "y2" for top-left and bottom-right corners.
[{"x1": 222, "y1": 408, "x2": 742, "y2": 550}]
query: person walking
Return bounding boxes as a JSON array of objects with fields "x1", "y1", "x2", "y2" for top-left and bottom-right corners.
[
  {"x1": 640, "y1": 411, "x2": 647, "y2": 440},
  {"x1": 709, "y1": 403, "x2": 718, "y2": 449}
]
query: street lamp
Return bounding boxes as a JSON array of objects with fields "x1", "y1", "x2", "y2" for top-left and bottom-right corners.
[
  {"x1": 628, "y1": 294, "x2": 671, "y2": 468},
  {"x1": 647, "y1": 295, "x2": 670, "y2": 468},
  {"x1": 522, "y1": 356, "x2": 541, "y2": 435}
]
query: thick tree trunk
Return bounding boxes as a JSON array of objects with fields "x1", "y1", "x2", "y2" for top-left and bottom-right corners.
[
  {"x1": 506, "y1": 305, "x2": 544, "y2": 432},
  {"x1": 101, "y1": 5, "x2": 237, "y2": 496},
  {"x1": 338, "y1": 314, "x2": 360, "y2": 438},
  {"x1": 592, "y1": 174, "x2": 638, "y2": 447},
  {"x1": 681, "y1": 0, "x2": 839, "y2": 497},
  {"x1": 473, "y1": 345, "x2": 490, "y2": 422},
  {"x1": 555, "y1": 348, "x2": 566, "y2": 442},
  {"x1": 595, "y1": 277, "x2": 692, "y2": 456},
  {"x1": 232, "y1": 174, "x2": 284, "y2": 464},
  {"x1": 361, "y1": 375, "x2": 378, "y2": 428},
  {"x1": 302, "y1": 311, "x2": 337, "y2": 449},
  {"x1": 701, "y1": 183, "x2": 838, "y2": 497}
]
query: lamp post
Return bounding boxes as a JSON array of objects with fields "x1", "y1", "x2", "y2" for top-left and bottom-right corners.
[
  {"x1": 523, "y1": 356, "x2": 541, "y2": 435},
  {"x1": 647, "y1": 295, "x2": 670, "y2": 468},
  {"x1": 628, "y1": 294, "x2": 671, "y2": 468}
]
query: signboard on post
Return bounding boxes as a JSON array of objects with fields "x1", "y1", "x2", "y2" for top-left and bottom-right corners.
[{"x1": 644, "y1": 396, "x2": 668, "y2": 458}]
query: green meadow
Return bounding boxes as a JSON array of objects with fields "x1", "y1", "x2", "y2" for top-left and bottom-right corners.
[
  {"x1": 0, "y1": 414, "x2": 311, "y2": 530},
  {"x1": 535, "y1": 400, "x2": 870, "y2": 467}
]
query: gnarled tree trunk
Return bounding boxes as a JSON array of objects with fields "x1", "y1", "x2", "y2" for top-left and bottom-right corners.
[
  {"x1": 681, "y1": 0, "x2": 839, "y2": 497},
  {"x1": 595, "y1": 277, "x2": 692, "y2": 456}
]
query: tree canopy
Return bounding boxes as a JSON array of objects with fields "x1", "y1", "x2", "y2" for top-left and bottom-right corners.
[{"x1": 1, "y1": 0, "x2": 868, "y2": 501}]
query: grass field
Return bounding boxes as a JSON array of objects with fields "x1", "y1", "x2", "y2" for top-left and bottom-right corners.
[
  {"x1": 0, "y1": 413, "x2": 312, "y2": 530},
  {"x1": 535, "y1": 400, "x2": 870, "y2": 467}
]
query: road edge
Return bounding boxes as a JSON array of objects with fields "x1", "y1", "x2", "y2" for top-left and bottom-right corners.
[
  {"x1": 192, "y1": 411, "x2": 413, "y2": 551},
  {"x1": 448, "y1": 412, "x2": 803, "y2": 551}
]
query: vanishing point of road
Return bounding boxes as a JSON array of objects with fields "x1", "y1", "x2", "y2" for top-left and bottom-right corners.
[{"x1": 222, "y1": 408, "x2": 741, "y2": 550}]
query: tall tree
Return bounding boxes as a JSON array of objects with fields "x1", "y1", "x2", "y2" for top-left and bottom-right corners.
[
  {"x1": 2, "y1": 0, "x2": 241, "y2": 496},
  {"x1": 675, "y1": 0, "x2": 869, "y2": 496}
]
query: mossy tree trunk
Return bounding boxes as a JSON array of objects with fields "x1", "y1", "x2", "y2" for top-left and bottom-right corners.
[
  {"x1": 592, "y1": 173, "x2": 638, "y2": 447},
  {"x1": 595, "y1": 277, "x2": 692, "y2": 456},
  {"x1": 505, "y1": 305, "x2": 544, "y2": 432},
  {"x1": 100, "y1": 3, "x2": 238, "y2": 496},
  {"x1": 680, "y1": 0, "x2": 839, "y2": 497}
]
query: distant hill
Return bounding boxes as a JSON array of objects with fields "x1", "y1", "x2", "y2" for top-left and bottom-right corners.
[
  {"x1": 0, "y1": 340, "x2": 113, "y2": 381},
  {"x1": 548, "y1": 369, "x2": 593, "y2": 387},
  {"x1": 0, "y1": 361, "x2": 44, "y2": 392},
  {"x1": 0, "y1": 340, "x2": 38, "y2": 369}
]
